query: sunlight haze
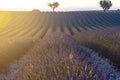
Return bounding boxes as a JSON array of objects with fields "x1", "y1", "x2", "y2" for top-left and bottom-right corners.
[{"x1": 0, "y1": 0, "x2": 119, "y2": 11}]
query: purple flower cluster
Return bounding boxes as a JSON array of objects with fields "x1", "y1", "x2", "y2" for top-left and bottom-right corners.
[{"x1": 11, "y1": 32, "x2": 120, "y2": 80}]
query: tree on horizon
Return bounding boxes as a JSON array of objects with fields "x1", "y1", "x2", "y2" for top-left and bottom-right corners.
[
  {"x1": 48, "y1": 2, "x2": 59, "y2": 12},
  {"x1": 99, "y1": 0, "x2": 112, "y2": 12}
]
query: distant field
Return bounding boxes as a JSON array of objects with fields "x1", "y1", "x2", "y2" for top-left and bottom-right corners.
[
  {"x1": 0, "y1": 11, "x2": 120, "y2": 79},
  {"x1": 0, "y1": 11, "x2": 120, "y2": 38}
]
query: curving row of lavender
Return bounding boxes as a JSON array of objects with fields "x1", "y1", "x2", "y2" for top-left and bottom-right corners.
[
  {"x1": 0, "y1": 11, "x2": 120, "y2": 38},
  {"x1": 74, "y1": 27, "x2": 120, "y2": 69},
  {"x1": 8, "y1": 33, "x2": 120, "y2": 80}
]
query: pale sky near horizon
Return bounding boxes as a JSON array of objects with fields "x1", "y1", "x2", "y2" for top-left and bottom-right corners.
[{"x1": 0, "y1": 0, "x2": 119, "y2": 11}]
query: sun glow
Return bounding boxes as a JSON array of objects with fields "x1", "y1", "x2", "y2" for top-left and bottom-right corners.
[{"x1": 0, "y1": 12, "x2": 12, "y2": 28}]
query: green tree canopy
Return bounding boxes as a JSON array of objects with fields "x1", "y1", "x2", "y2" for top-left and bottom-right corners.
[
  {"x1": 99, "y1": 0, "x2": 112, "y2": 12},
  {"x1": 48, "y1": 2, "x2": 59, "y2": 12}
]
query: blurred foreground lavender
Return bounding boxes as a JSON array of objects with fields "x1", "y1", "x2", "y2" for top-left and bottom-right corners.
[{"x1": 10, "y1": 32, "x2": 120, "y2": 80}]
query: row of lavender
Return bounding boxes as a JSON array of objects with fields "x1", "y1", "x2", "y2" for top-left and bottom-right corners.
[
  {"x1": 1, "y1": 11, "x2": 120, "y2": 38},
  {"x1": 74, "y1": 27, "x2": 120, "y2": 69},
  {"x1": 7, "y1": 32, "x2": 120, "y2": 80}
]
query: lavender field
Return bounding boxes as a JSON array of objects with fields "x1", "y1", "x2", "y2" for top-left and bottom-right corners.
[
  {"x1": 10, "y1": 33, "x2": 120, "y2": 80},
  {"x1": 74, "y1": 27, "x2": 120, "y2": 69},
  {"x1": 0, "y1": 11, "x2": 120, "y2": 39},
  {"x1": 0, "y1": 11, "x2": 120, "y2": 80}
]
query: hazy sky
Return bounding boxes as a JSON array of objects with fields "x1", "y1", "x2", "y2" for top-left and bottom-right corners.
[{"x1": 0, "y1": 0, "x2": 119, "y2": 11}]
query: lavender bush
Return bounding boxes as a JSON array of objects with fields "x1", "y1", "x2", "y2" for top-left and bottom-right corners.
[
  {"x1": 74, "y1": 27, "x2": 120, "y2": 69},
  {"x1": 11, "y1": 32, "x2": 120, "y2": 80}
]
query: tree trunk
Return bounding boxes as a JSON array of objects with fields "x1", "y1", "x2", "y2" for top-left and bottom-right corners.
[
  {"x1": 53, "y1": 8, "x2": 55, "y2": 12},
  {"x1": 104, "y1": 8, "x2": 107, "y2": 12}
]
